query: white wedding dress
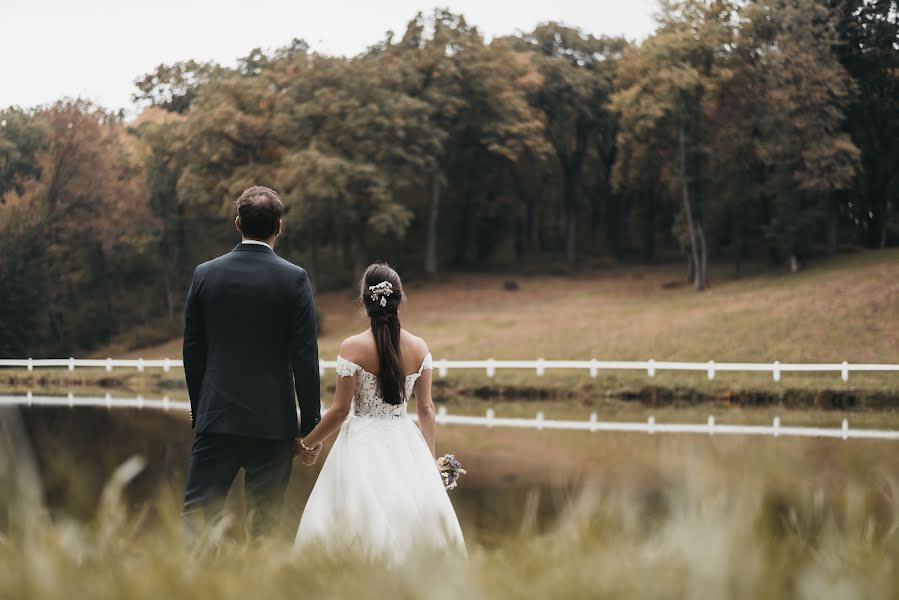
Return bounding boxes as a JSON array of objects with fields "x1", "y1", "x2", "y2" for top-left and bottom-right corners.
[{"x1": 294, "y1": 353, "x2": 466, "y2": 562}]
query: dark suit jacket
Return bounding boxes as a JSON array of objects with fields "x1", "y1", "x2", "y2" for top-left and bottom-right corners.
[{"x1": 182, "y1": 242, "x2": 321, "y2": 439}]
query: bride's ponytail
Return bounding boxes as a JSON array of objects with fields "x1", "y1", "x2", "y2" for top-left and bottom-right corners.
[{"x1": 360, "y1": 263, "x2": 406, "y2": 406}]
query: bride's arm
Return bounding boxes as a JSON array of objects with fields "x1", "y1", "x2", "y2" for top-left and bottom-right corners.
[
  {"x1": 300, "y1": 373, "x2": 354, "y2": 449},
  {"x1": 414, "y1": 368, "x2": 436, "y2": 458}
]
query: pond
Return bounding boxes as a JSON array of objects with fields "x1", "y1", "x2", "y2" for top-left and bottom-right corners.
[{"x1": 4, "y1": 403, "x2": 898, "y2": 548}]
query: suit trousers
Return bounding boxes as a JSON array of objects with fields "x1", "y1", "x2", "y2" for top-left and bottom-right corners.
[{"x1": 182, "y1": 432, "x2": 294, "y2": 538}]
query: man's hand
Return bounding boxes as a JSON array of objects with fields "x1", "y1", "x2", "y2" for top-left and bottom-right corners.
[{"x1": 294, "y1": 438, "x2": 322, "y2": 465}]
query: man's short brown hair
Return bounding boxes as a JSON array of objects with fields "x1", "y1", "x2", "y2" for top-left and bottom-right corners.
[{"x1": 236, "y1": 186, "x2": 283, "y2": 239}]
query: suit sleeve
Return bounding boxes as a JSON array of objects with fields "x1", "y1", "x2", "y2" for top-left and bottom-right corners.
[
  {"x1": 292, "y1": 271, "x2": 321, "y2": 436},
  {"x1": 182, "y1": 267, "x2": 207, "y2": 428}
]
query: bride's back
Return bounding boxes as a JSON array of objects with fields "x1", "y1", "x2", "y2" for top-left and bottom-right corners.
[{"x1": 339, "y1": 329, "x2": 429, "y2": 379}]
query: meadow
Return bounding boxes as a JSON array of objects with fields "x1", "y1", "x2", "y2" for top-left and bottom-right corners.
[{"x1": 95, "y1": 249, "x2": 899, "y2": 366}]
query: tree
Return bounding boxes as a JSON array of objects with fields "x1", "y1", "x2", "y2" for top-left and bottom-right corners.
[
  {"x1": 130, "y1": 108, "x2": 190, "y2": 322},
  {"x1": 748, "y1": 0, "x2": 861, "y2": 268},
  {"x1": 0, "y1": 108, "x2": 47, "y2": 199},
  {"x1": 175, "y1": 71, "x2": 281, "y2": 230},
  {"x1": 0, "y1": 191, "x2": 45, "y2": 355},
  {"x1": 611, "y1": 1, "x2": 736, "y2": 289},
  {"x1": 829, "y1": 0, "x2": 899, "y2": 248},
  {"x1": 0, "y1": 101, "x2": 155, "y2": 353},
  {"x1": 132, "y1": 60, "x2": 225, "y2": 114},
  {"x1": 514, "y1": 23, "x2": 626, "y2": 267},
  {"x1": 384, "y1": 11, "x2": 548, "y2": 273},
  {"x1": 278, "y1": 146, "x2": 412, "y2": 276}
]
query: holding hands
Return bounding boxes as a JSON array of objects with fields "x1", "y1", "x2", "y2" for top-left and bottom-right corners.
[{"x1": 294, "y1": 438, "x2": 322, "y2": 465}]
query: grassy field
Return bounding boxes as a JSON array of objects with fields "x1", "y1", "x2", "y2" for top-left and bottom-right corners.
[{"x1": 97, "y1": 249, "x2": 899, "y2": 364}]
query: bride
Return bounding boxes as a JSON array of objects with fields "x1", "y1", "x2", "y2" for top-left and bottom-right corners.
[{"x1": 294, "y1": 262, "x2": 466, "y2": 562}]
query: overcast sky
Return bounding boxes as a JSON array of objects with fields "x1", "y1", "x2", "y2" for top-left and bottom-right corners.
[{"x1": 1, "y1": 0, "x2": 657, "y2": 112}]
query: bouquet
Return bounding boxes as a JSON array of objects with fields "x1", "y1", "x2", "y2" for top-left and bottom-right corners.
[{"x1": 437, "y1": 453, "x2": 467, "y2": 491}]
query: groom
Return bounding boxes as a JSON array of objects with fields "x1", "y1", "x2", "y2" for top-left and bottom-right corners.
[{"x1": 181, "y1": 185, "x2": 322, "y2": 537}]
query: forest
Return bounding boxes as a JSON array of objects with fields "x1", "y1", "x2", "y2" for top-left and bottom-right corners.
[{"x1": 0, "y1": 0, "x2": 897, "y2": 356}]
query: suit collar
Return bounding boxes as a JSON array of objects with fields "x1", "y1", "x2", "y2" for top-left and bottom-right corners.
[{"x1": 232, "y1": 242, "x2": 275, "y2": 255}]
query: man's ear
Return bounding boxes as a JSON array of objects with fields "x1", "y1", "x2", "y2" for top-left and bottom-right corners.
[
  {"x1": 276, "y1": 218, "x2": 282, "y2": 237},
  {"x1": 235, "y1": 216, "x2": 242, "y2": 234}
]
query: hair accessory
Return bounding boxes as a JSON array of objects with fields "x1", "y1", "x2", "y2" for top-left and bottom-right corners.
[{"x1": 368, "y1": 281, "x2": 394, "y2": 307}]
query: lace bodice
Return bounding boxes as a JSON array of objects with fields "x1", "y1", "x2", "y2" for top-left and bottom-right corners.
[{"x1": 335, "y1": 353, "x2": 432, "y2": 419}]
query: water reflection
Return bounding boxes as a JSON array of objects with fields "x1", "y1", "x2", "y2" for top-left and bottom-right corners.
[{"x1": 6, "y1": 405, "x2": 899, "y2": 548}]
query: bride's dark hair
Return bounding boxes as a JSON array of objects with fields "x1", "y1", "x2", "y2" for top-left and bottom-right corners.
[{"x1": 360, "y1": 262, "x2": 406, "y2": 406}]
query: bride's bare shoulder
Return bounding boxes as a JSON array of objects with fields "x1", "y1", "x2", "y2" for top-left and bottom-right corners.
[
  {"x1": 339, "y1": 331, "x2": 374, "y2": 363},
  {"x1": 400, "y1": 329, "x2": 430, "y2": 361}
]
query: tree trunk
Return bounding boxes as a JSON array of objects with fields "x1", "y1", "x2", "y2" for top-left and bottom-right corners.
[
  {"x1": 732, "y1": 200, "x2": 743, "y2": 278},
  {"x1": 308, "y1": 244, "x2": 320, "y2": 291},
  {"x1": 514, "y1": 217, "x2": 525, "y2": 260},
  {"x1": 353, "y1": 235, "x2": 366, "y2": 280},
  {"x1": 697, "y1": 222, "x2": 708, "y2": 288},
  {"x1": 162, "y1": 268, "x2": 174, "y2": 323},
  {"x1": 424, "y1": 171, "x2": 441, "y2": 275},
  {"x1": 453, "y1": 188, "x2": 473, "y2": 265},
  {"x1": 564, "y1": 175, "x2": 577, "y2": 267},
  {"x1": 679, "y1": 120, "x2": 703, "y2": 291},
  {"x1": 642, "y1": 187, "x2": 655, "y2": 261},
  {"x1": 826, "y1": 194, "x2": 838, "y2": 255}
]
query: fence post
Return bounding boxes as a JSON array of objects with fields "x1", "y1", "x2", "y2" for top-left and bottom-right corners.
[
  {"x1": 707, "y1": 415, "x2": 716, "y2": 435},
  {"x1": 486, "y1": 359, "x2": 495, "y2": 378},
  {"x1": 536, "y1": 411, "x2": 544, "y2": 430},
  {"x1": 163, "y1": 358, "x2": 171, "y2": 373},
  {"x1": 137, "y1": 358, "x2": 144, "y2": 373},
  {"x1": 772, "y1": 361, "x2": 781, "y2": 382},
  {"x1": 163, "y1": 396, "x2": 170, "y2": 410},
  {"x1": 648, "y1": 359, "x2": 656, "y2": 378},
  {"x1": 106, "y1": 393, "x2": 112, "y2": 409},
  {"x1": 68, "y1": 357, "x2": 75, "y2": 372},
  {"x1": 137, "y1": 395, "x2": 144, "y2": 409},
  {"x1": 841, "y1": 361, "x2": 849, "y2": 382},
  {"x1": 438, "y1": 359, "x2": 448, "y2": 378},
  {"x1": 842, "y1": 418, "x2": 849, "y2": 440},
  {"x1": 27, "y1": 357, "x2": 33, "y2": 372},
  {"x1": 26, "y1": 390, "x2": 32, "y2": 405},
  {"x1": 68, "y1": 392, "x2": 74, "y2": 407},
  {"x1": 319, "y1": 361, "x2": 325, "y2": 377},
  {"x1": 773, "y1": 416, "x2": 780, "y2": 437},
  {"x1": 648, "y1": 415, "x2": 656, "y2": 434},
  {"x1": 536, "y1": 358, "x2": 545, "y2": 377},
  {"x1": 437, "y1": 406, "x2": 447, "y2": 424},
  {"x1": 589, "y1": 412, "x2": 598, "y2": 432},
  {"x1": 486, "y1": 408, "x2": 495, "y2": 428},
  {"x1": 106, "y1": 357, "x2": 113, "y2": 373},
  {"x1": 589, "y1": 359, "x2": 598, "y2": 378},
  {"x1": 707, "y1": 360, "x2": 716, "y2": 380}
]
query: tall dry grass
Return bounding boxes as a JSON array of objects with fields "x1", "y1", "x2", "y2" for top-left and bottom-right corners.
[{"x1": 2, "y1": 406, "x2": 898, "y2": 599}]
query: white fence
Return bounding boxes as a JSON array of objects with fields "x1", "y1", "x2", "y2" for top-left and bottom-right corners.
[
  {"x1": 1, "y1": 393, "x2": 897, "y2": 441},
  {"x1": 2, "y1": 357, "x2": 899, "y2": 382}
]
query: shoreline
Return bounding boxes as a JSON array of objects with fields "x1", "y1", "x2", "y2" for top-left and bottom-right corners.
[{"x1": 4, "y1": 369, "x2": 897, "y2": 411}]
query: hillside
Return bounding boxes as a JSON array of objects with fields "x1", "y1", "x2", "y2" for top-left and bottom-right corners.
[{"x1": 110, "y1": 250, "x2": 899, "y2": 365}]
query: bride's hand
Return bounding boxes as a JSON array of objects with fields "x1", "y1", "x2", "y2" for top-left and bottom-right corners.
[{"x1": 296, "y1": 438, "x2": 322, "y2": 465}]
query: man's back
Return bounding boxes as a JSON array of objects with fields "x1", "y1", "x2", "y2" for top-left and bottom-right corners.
[
  {"x1": 181, "y1": 185, "x2": 322, "y2": 539},
  {"x1": 183, "y1": 243, "x2": 321, "y2": 440}
]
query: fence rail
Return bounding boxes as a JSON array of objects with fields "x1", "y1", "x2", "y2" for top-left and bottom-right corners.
[
  {"x1": 1, "y1": 393, "x2": 897, "y2": 441},
  {"x1": 2, "y1": 357, "x2": 899, "y2": 382}
]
